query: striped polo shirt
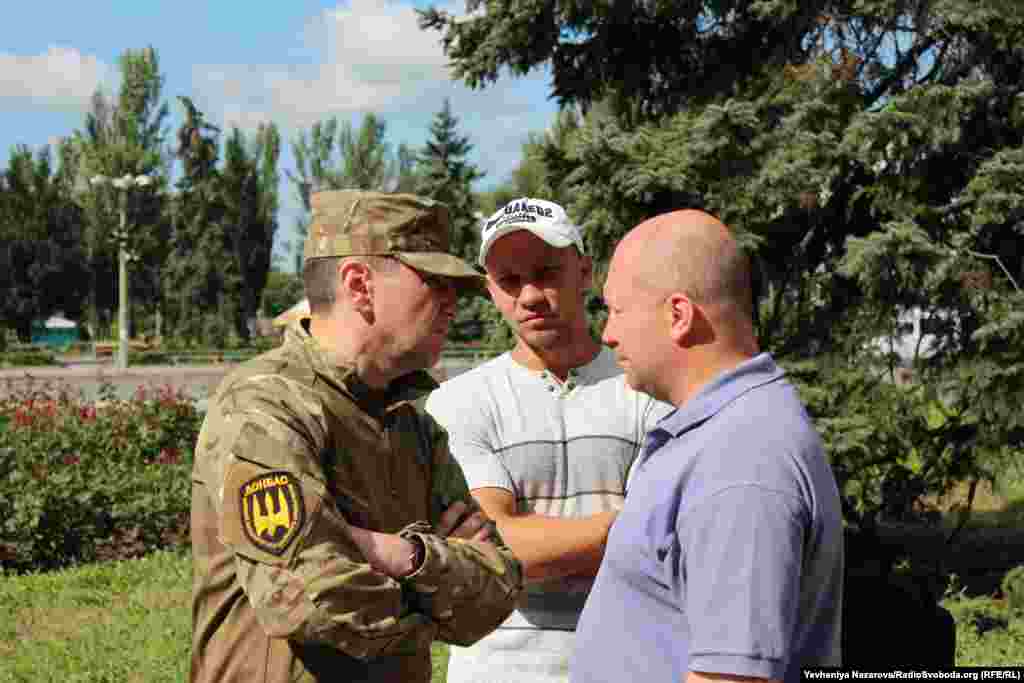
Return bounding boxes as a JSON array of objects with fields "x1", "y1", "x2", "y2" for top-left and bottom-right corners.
[{"x1": 426, "y1": 348, "x2": 672, "y2": 683}]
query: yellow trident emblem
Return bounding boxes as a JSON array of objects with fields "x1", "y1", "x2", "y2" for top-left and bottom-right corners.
[
  {"x1": 254, "y1": 488, "x2": 292, "y2": 539},
  {"x1": 240, "y1": 471, "x2": 305, "y2": 555}
]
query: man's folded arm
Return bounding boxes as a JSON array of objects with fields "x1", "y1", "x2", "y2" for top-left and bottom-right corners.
[
  {"x1": 423, "y1": 411, "x2": 615, "y2": 584},
  {"x1": 472, "y1": 487, "x2": 616, "y2": 582},
  {"x1": 204, "y1": 413, "x2": 436, "y2": 661},
  {"x1": 402, "y1": 424, "x2": 523, "y2": 645}
]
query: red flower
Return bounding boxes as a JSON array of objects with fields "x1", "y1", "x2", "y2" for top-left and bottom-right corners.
[
  {"x1": 62, "y1": 454, "x2": 81, "y2": 466},
  {"x1": 157, "y1": 384, "x2": 181, "y2": 408},
  {"x1": 155, "y1": 447, "x2": 181, "y2": 465},
  {"x1": 79, "y1": 406, "x2": 97, "y2": 422}
]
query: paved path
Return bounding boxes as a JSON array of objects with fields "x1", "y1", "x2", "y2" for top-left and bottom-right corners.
[{"x1": 0, "y1": 358, "x2": 480, "y2": 409}]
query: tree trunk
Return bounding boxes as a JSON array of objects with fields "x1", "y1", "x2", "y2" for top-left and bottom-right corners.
[{"x1": 15, "y1": 319, "x2": 32, "y2": 343}]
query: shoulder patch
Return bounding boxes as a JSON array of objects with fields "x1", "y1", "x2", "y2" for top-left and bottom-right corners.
[{"x1": 239, "y1": 471, "x2": 306, "y2": 556}]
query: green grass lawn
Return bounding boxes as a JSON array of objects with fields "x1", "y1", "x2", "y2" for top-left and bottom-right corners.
[
  {"x1": 2, "y1": 545, "x2": 1020, "y2": 681},
  {"x1": 0, "y1": 548, "x2": 449, "y2": 682}
]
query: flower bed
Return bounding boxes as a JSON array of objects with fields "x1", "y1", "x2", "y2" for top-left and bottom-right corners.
[{"x1": 0, "y1": 381, "x2": 202, "y2": 572}]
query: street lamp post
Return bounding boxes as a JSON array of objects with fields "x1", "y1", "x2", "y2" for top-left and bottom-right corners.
[{"x1": 90, "y1": 173, "x2": 153, "y2": 371}]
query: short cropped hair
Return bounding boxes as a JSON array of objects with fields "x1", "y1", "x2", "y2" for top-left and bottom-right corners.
[{"x1": 302, "y1": 255, "x2": 400, "y2": 316}]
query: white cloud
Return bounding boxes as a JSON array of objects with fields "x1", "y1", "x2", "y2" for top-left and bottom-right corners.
[
  {"x1": 0, "y1": 46, "x2": 109, "y2": 111},
  {"x1": 194, "y1": 0, "x2": 462, "y2": 130},
  {"x1": 189, "y1": 0, "x2": 557, "y2": 193}
]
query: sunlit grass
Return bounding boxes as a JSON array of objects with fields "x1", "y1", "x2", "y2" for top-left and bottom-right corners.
[
  {"x1": 2, "y1": 543, "x2": 1020, "y2": 680},
  {"x1": 0, "y1": 548, "x2": 450, "y2": 682}
]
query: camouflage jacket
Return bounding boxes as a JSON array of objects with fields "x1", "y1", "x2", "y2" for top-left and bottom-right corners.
[{"x1": 190, "y1": 320, "x2": 522, "y2": 683}]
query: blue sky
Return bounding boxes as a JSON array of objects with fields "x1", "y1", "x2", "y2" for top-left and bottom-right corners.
[{"x1": 0, "y1": 0, "x2": 560, "y2": 267}]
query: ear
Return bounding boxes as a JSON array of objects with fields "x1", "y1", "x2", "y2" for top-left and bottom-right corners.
[
  {"x1": 339, "y1": 260, "x2": 373, "y2": 314},
  {"x1": 484, "y1": 272, "x2": 500, "y2": 303},
  {"x1": 666, "y1": 293, "x2": 695, "y2": 345}
]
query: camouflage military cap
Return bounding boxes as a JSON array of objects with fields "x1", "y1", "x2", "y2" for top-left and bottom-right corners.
[{"x1": 304, "y1": 190, "x2": 484, "y2": 287}]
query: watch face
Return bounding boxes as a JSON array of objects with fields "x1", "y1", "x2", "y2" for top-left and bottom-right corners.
[{"x1": 410, "y1": 537, "x2": 426, "y2": 573}]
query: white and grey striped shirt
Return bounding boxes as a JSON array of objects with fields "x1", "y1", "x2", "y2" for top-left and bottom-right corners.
[{"x1": 426, "y1": 348, "x2": 672, "y2": 683}]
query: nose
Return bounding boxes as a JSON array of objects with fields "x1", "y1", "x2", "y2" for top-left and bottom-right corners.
[{"x1": 518, "y1": 281, "x2": 546, "y2": 308}]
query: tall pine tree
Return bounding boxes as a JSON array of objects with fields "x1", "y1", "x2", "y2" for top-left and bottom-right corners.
[
  {"x1": 416, "y1": 99, "x2": 484, "y2": 264},
  {"x1": 165, "y1": 96, "x2": 226, "y2": 344},
  {"x1": 415, "y1": 99, "x2": 487, "y2": 341},
  {"x1": 424, "y1": 0, "x2": 1024, "y2": 538},
  {"x1": 221, "y1": 124, "x2": 280, "y2": 340}
]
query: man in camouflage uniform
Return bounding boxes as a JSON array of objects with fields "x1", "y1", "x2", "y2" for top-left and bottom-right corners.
[{"x1": 190, "y1": 190, "x2": 524, "y2": 683}]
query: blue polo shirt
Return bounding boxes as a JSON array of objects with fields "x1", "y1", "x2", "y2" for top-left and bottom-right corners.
[{"x1": 571, "y1": 353, "x2": 843, "y2": 683}]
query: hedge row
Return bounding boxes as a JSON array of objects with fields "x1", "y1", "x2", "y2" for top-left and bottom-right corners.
[
  {"x1": 0, "y1": 382, "x2": 202, "y2": 572},
  {"x1": 0, "y1": 351, "x2": 59, "y2": 368}
]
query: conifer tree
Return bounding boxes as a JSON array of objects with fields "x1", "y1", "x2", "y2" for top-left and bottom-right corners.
[
  {"x1": 424, "y1": 0, "x2": 1024, "y2": 532},
  {"x1": 416, "y1": 99, "x2": 484, "y2": 264}
]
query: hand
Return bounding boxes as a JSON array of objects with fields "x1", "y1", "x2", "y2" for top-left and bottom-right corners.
[
  {"x1": 347, "y1": 525, "x2": 419, "y2": 578},
  {"x1": 436, "y1": 500, "x2": 496, "y2": 542},
  {"x1": 596, "y1": 509, "x2": 618, "y2": 534}
]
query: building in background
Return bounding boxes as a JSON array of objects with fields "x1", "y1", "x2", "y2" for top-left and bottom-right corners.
[{"x1": 30, "y1": 313, "x2": 79, "y2": 348}]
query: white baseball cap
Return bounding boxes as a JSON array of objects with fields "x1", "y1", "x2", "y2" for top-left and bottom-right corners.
[{"x1": 478, "y1": 197, "x2": 585, "y2": 267}]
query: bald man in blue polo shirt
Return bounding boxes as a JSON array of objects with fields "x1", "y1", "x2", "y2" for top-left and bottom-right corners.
[{"x1": 572, "y1": 210, "x2": 844, "y2": 683}]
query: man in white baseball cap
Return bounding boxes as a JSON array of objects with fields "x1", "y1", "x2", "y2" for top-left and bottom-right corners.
[
  {"x1": 426, "y1": 197, "x2": 672, "y2": 683},
  {"x1": 477, "y1": 197, "x2": 586, "y2": 267}
]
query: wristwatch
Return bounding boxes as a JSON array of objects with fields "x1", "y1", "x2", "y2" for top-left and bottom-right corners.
[{"x1": 405, "y1": 536, "x2": 426, "y2": 577}]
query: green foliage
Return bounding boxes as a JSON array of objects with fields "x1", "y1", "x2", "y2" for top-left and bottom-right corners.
[
  {"x1": 0, "y1": 144, "x2": 90, "y2": 342},
  {"x1": 417, "y1": 99, "x2": 487, "y2": 338},
  {"x1": 285, "y1": 114, "x2": 420, "y2": 272},
  {"x1": 0, "y1": 351, "x2": 58, "y2": 368},
  {"x1": 337, "y1": 113, "x2": 393, "y2": 191},
  {"x1": 261, "y1": 269, "x2": 305, "y2": 317},
  {"x1": 128, "y1": 351, "x2": 174, "y2": 365},
  {"x1": 73, "y1": 47, "x2": 171, "y2": 342},
  {"x1": 220, "y1": 124, "x2": 281, "y2": 340},
  {"x1": 1001, "y1": 565, "x2": 1024, "y2": 613},
  {"x1": 788, "y1": 361, "x2": 950, "y2": 529},
  {"x1": 944, "y1": 582, "x2": 1024, "y2": 665},
  {"x1": 418, "y1": 0, "x2": 823, "y2": 117},
  {"x1": 436, "y1": 0, "x2": 1024, "y2": 530},
  {"x1": 415, "y1": 99, "x2": 485, "y2": 263},
  {"x1": 0, "y1": 382, "x2": 201, "y2": 573},
  {"x1": 449, "y1": 296, "x2": 491, "y2": 344},
  {"x1": 163, "y1": 101, "x2": 279, "y2": 345}
]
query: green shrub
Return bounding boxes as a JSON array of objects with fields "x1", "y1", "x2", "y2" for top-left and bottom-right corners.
[
  {"x1": 249, "y1": 335, "x2": 279, "y2": 352},
  {"x1": 202, "y1": 315, "x2": 230, "y2": 350},
  {"x1": 0, "y1": 382, "x2": 202, "y2": 573},
  {"x1": 130, "y1": 351, "x2": 174, "y2": 365},
  {"x1": 785, "y1": 357, "x2": 1007, "y2": 535},
  {"x1": 1001, "y1": 565, "x2": 1024, "y2": 613},
  {"x1": 0, "y1": 350, "x2": 59, "y2": 367}
]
